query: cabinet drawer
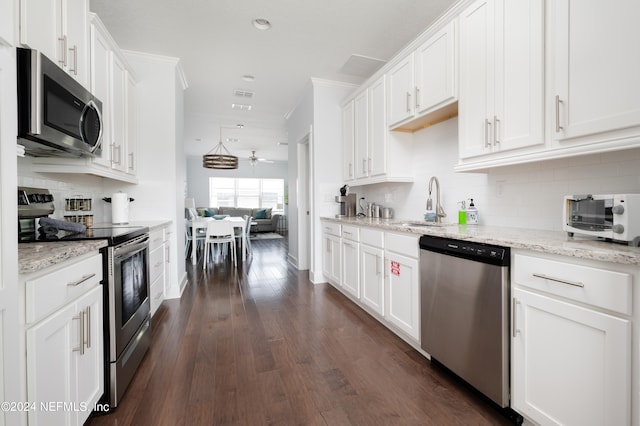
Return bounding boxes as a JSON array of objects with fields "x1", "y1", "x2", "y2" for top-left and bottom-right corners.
[
  {"x1": 513, "y1": 254, "x2": 632, "y2": 315},
  {"x1": 150, "y1": 276, "x2": 164, "y2": 316},
  {"x1": 385, "y1": 232, "x2": 419, "y2": 258},
  {"x1": 342, "y1": 225, "x2": 359, "y2": 242},
  {"x1": 149, "y1": 229, "x2": 165, "y2": 251},
  {"x1": 149, "y1": 246, "x2": 165, "y2": 283},
  {"x1": 322, "y1": 222, "x2": 341, "y2": 237},
  {"x1": 360, "y1": 228, "x2": 384, "y2": 247},
  {"x1": 26, "y1": 253, "x2": 103, "y2": 324}
]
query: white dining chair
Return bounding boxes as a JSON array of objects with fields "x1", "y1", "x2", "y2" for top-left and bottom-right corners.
[
  {"x1": 185, "y1": 222, "x2": 206, "y2": 259},
  {"x1": 236, "y1": 215, "x2": 253, "y2": 257},
  {"x1": 203, "y1": 220, "x2": 236, "y2": 269}
]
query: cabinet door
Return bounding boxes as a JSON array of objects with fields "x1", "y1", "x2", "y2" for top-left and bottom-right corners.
[
  {"x1": 90, "y1": 20, "x2": 112, "y2": 169},
  {"x1": 341, "y1": 240, "x2": 359, "y2": 298},
  {"x1": 387, "y1": 54, "x2": 415, "y2": 127},
  {"x1": 342, "y1": 100, "x2": 355, "y2": 181},
  {"x1": 75, "y1": 287, "x2": 104, "y2": 426},
  {"x1": 385, "y1": 251, "x2": 420, "y2": 341},
  {"x1": 458, "y1": 0, "x2": 495, "y2": 158},
  {"x1": 368, "y1": 76, "x2": 386, "y2": 177},
  {"x1": 26, "y1": 302, "x2": 77, "y2": 426},
  {"x1": 493, "y1": 0, "x2": 544, "y2": 152},
  {"x1": 415, "y1": 20, "x2": 457, "y2": 115},
  {"x1": 551, "y1": 0, "x2": 640, "y2": 143},
  {"x1": 19, "y1": 0, "x2": 62, "y2": 64},
  {"x1": 354, "y1": 90, "x2": 368, "y2": 179},
  {"x1": 360, "y1": 244, "x2": 384, "y2": 316},
  {"x1": 111, "y1": 53, "x2": 128, "y2": 172},
  {"x1": 512, "y1": 288, "x2": 631, "y2": 426},
  {"x1": 63, "y1": 0, "x2": 89, "y2": 86},
  {"x1": 127, "y1": 72, "x2": 138, "y2": 175},
  {"x1": 322, "y1": 234, "x2": 341, "y2": 287}
]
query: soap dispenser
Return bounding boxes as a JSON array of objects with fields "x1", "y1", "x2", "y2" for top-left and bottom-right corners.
[
  {"x1": 466, "y1": 198, "x2": 478, "y2": 224},
  {"x1": 458, "y1": 200, "x2": 467, "y2": 225}
]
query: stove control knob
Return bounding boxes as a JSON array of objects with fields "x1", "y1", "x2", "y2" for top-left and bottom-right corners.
[
  {"x1": 612, "y1": 205, "x2": 625, "y2": 215},
  {"x1": 612, "y1": 224, "x2": 625, "y2": 234}
]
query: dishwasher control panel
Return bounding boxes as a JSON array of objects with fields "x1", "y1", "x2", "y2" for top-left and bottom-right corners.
[{"x1": 419, "y1": 235, "x2": 509, "y2": 266}]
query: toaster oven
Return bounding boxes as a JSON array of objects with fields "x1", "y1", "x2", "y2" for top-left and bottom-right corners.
[{"x1": 563, "y1": 194, "x2": 640, "y2": 246}]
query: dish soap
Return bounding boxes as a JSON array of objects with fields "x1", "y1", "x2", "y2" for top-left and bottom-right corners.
[
  {"x1": 466, "y1": 198, "x2": 478, "y2": 224},
  {"x1": 458, "y1": 200, "x2": 466, "y2": 225}
]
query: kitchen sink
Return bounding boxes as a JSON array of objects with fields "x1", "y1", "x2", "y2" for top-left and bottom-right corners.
[{"x1": 393, "y1": 221, "x2": 456, "y2": 228}]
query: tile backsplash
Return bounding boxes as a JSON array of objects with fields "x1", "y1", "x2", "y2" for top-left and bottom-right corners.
[
  {"x1": 353, "y1": 118, "x2": 640, "y2": 231},
  {"x1": 18, "y1": 157, "x2": 110, "y2": 223}
]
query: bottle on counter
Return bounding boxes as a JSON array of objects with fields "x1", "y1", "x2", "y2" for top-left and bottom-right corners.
[
  {"x1": 458, "y1": 200, "x2": 467, "y2": 225},
  {"x1": 466, "y1": 198, "x2": 478, "y2": 224}
]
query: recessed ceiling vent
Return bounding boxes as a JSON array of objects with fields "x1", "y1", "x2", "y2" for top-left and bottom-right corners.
[
  {"x1": 339, "y1": 54, "x2": 387, "y2": 78},
  {"x1": 233, "y1": 89, "x2": 255, "y2": 98},
  {"x1": 231, "y1": 103, "x2": 253, "y2": 111}
]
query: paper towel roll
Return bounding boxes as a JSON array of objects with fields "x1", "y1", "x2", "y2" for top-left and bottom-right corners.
[{"x1": 111, "y1": 192, "x2": 130, "y2": 224}]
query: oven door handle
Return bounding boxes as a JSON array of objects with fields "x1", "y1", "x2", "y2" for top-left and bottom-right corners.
[{"x1": 114, "y1": 237, "x2": 149, "y2": 259}]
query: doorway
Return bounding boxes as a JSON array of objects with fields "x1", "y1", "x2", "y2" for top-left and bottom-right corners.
[{"x1": 296, "y1": 129, "x2": 313, "y2": 271}]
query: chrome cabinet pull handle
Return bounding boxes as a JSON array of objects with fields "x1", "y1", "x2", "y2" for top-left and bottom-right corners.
[
  {"x1": 484, "y1": 118, "x2": 491, "y2": 148},
  {"x1": 67, "y1": 273, "x2": 96, "y2": 287},
  {"x1": 58, "y1": 36, "x2": 67, "y2": 66},
  {"x1": 533, "y1": 273, "x2": 584, "y2": 288},
  {"x1": 367, "y1": 158, "x2": 371, "y2": 173},
  {"x1": 415, "y1": 86, "x2": 420, "y2": 109},
  {"x1": 69, "y1": 45, "x2": 78, "y2": 75},
  {"x1": 512, "y1": 298, "x2": 520, "y2": 338},
  {"x1": 85, "y1": 306, "x2": 91, "y2": 349},
  {"x1": 494, "y1": 116, "x2": 500, "y2": 145},
  {"x1": 406, "y1": 92, "x2": 411, "y2": 112},
  {"x1": 73, "y1": 311, "x2": 85, "y2": 355},
  {"x1": 555, "y1": 95, "x2": 564, "y2": 132},
  {"x1": 362, "y1": 158, "x2": 367, "y2": 174}
]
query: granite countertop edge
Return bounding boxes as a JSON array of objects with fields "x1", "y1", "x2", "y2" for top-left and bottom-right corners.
[
  {"x1": 322, "y1": 216, "x2": 640, "y2": 266},
  {"x1": 19, "y1": 240, "x2": 109, "y2": 275}
]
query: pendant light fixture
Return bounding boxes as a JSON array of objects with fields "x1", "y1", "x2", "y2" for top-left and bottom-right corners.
[
  {"x1": 249, "y1": 150, "x2": 259, "y2": 167},
  {"x1": 202, "y1": 127, "x2": 238, "y2": 169}
]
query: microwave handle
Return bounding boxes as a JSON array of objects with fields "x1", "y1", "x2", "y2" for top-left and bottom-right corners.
[
  {"x1": 80, "y1": 100, "x2": 104, "y2": 153},
  {"x1": 30, "y1": 49, "x2": 42, "y2": 135}
]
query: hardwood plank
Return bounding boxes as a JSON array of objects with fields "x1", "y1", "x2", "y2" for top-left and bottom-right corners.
[{"x1": 88, "y1": 237, "x2": 512, "y2": 426}]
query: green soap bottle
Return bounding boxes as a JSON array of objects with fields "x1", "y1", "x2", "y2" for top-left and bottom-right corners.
[{"x1": 458, "y1": 200, "x2": 467, "y2": 225}]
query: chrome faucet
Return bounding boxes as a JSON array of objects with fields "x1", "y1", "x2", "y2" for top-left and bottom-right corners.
[{"x1": 427, "y1": 176, "x2": 446, "y2": 223}]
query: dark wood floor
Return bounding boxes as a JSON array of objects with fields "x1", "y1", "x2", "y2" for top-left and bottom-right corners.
[{"x1": 88, "y1": 236, "x2": 510, "y2": 425}]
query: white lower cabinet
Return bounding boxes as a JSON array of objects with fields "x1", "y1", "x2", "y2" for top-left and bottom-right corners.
[
  {"x1": 511, "y1": 252, "x2": 632, "y2": 425},
  {"x1": 341, "y1": 225, "x2": 360, "y2": 299},
  {"x1": 322, "y1": 222, "x2": 342, "y2": 287},
  {"x1": 26, "y1": 285, "x2": 103, "y2": 426},
  {"x1": 360, "y1": 243, "x2": 384, "y2": 316},
  {"x1": 149, "y1": 227, "x2": 166, "y2": 316},
  {"x1": 384, "y1": 243, "x2": 420, "y2": 342}
]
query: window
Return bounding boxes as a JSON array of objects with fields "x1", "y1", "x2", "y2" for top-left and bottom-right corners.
[{"x1": 209, "y1": 178, "x2": 285, "y2": 212}]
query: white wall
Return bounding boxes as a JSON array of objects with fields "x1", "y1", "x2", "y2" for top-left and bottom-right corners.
[
  {"x1": 185, "y1": 156, "x2": 288, "y2": 208},
  {"x1": 354, "y1": 117, "x2": 640, "y2": 231}
]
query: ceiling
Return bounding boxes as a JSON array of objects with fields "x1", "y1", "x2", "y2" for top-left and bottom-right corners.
[{"x1": 90, "y1": 0, "x2": 456, "y2": 162}]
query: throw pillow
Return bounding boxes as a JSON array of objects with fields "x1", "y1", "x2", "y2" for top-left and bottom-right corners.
[
  {"x1": 204, "y1": 208, "x2": 217, "y2": 217},
  {"x1": 265, "y1": 207, "x2": 272, "y2": 219},
  {"x1": 255, "y1": 209, "x2": 267, "y2": 219}
]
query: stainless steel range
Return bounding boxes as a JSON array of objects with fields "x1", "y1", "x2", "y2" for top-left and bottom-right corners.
[{"x1": 18, "y1": 187, "x2": 151, "y2": 408}]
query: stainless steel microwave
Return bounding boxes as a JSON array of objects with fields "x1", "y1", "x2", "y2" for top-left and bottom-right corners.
[
  {"x1": 17, "y1": 48, "x2": 103, "y2": 157},
  {"x1": 563, "y1": 194, "x2": 640, "y2": 246}
]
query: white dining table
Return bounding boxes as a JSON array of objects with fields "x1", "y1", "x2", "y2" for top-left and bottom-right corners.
[{"x1": 189, "y1": 216, "x2": 247, "y2": 264}]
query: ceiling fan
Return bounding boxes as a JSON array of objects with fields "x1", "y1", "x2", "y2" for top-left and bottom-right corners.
[{"x1": 248, "y1": 150, "x2": 273, "y2": 166}]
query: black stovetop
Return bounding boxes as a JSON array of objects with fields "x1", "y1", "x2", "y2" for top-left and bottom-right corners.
[{"x1": 19, "y1": 225, "x2": 149, "y2": 246}]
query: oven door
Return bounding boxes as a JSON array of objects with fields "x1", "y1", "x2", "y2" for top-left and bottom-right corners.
[{"x1": 109, "y1": 235, "x2": 150, "y2": 361}]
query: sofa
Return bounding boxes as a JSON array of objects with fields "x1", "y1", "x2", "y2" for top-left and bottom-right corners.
[{"x1": 196, "y1": 207, "x2": 281, "y2": 233}]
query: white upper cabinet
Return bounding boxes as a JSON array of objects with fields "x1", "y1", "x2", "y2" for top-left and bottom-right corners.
[
  {"x1": 20, "y1": 0, "x2": 90, "y2": 87},
  {"x1": 458, "y1": 0, "x2": 544, "y2": 159},
  {"x1": 342, "y1": 100, "x2": 355, "y2": 181},
  {"x1": 89, "y1": 17, "x2": 112, "y2": 169},
  {"x1": 354, "y1": 90, "x2": 369, "y2": 179},
  {"x1": 388, "y1": 20, "x2": 458, "y2": 132},
  {"x1": 368, "y1": 76, "x2": 386, "y2": 177},
  {"x1": 414, "y1": 20, "x2": 457, "y2": 117},
  {"x1": 387, "y1": 54, "x2": 415, "y2": 127},
  {"x1": 550, "y1": 0, "x2": 640, "y2": 145}
]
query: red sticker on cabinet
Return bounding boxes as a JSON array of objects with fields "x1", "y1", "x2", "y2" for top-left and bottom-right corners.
[{"x1": 390, "y1": 261, "x2": 400, "y2": 276}]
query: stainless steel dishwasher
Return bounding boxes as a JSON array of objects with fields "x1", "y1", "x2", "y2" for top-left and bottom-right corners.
[{"x1": 420, "y1": 235, "x2": 511, "y2": 408}]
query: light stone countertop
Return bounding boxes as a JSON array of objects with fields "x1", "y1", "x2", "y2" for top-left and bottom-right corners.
[
  {"x1": 322, "y1": 216, "x2": 640, "y2": 266},
  {"x1": 19, "y1": 240, "x2": 108, "y2": 275}
]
